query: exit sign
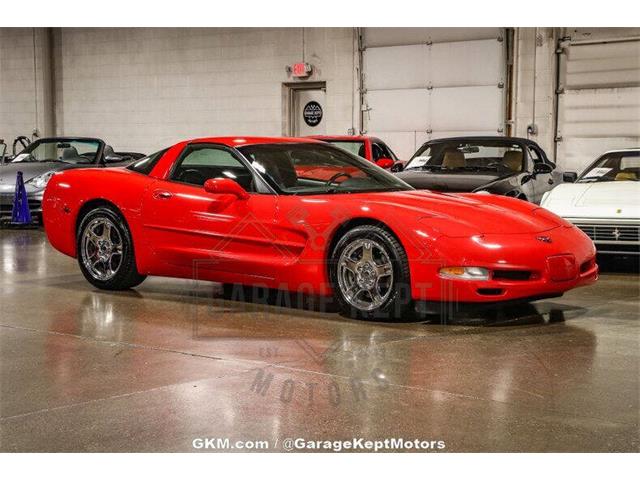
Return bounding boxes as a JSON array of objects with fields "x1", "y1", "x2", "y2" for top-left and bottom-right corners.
[{"x1": 291, "y1": 62, "x2": 312, "y2": 78}]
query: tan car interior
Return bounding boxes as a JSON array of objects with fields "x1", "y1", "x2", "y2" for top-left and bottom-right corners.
[
  {"x1": 441, "y1": 148, "x2": 526, "y2": 172},
  {"x1": 615, "y1": 171, "x2": 638, "y2": 181},
  {"x1": 442, "y1": 150, "x2": 466, "y2": 169},
  {"x1": 502, "y1": 150, "x2": 523, "y2": 172}
]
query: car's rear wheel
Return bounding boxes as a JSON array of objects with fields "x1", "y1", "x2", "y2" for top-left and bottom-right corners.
[
  {"x1": 330, "y1": 225, "x2": 413, "y2": 320},
  {"x1": 77, "y1": 206, "x2": 146, "y2": 290}
]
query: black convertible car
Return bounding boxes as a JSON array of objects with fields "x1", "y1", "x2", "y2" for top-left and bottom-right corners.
[{"x1": 394, "y1": 137, "x2": 569, "y2": 204}]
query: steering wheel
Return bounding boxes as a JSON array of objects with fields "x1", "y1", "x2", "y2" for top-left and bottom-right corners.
[{"x1": 325, "y1": 172, "x2": 352, "y2": 187}]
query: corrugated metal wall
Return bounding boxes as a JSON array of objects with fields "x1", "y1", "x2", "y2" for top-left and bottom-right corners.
[
  {"x1": 361, "y1": 28, "x2": 506, "y2": 160},
  {"x1": 556, "y1": 29, "x2": 640, "y2": 172}
]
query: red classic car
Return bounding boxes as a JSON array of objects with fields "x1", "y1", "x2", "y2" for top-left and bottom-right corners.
[
  {"x1": 43, "y1": 137, "x2": 598, "y2": 320},
  {"x1": 309, "y1": 135, "x2": 402, "y2": 170}
]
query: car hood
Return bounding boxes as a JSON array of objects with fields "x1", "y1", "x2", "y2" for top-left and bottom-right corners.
[
  {"x1": 0, "y1": 162, "x2": 76, "y2": 194},
  {"x1": 395, "y1": 170, "x2": 508, "y2": 192},
  {"x1": 541, "y1": 181, "x2": 640, "y2": 220},
  {"x1": 340, "y1": 190, "x2": 560, "y2": 236}
]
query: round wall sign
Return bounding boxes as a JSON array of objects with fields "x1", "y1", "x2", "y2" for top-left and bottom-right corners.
[{"x1": 303, "y1": 101, "x2": 323, "y2": 127}]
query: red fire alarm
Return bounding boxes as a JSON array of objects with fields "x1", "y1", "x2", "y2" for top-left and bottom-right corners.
[{"x1": 291, "y1": 62, "x2": 312, "y2": 78}]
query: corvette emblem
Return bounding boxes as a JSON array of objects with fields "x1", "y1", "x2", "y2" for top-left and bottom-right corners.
[{"x1": 536, "y1": 236, "x2": 552, "y2": 243}]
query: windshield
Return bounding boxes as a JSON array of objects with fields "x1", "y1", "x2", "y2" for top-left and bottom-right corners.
[
  {"x1": 239, "y1": 143, "x2": 412, "y2": 195},
  {"x1": 324, "y1": 140, "x2": 366, "y2": 158},
  {"x1": 578, "y1": 151, "x2": 640, "y2": 183},
  {"x1": 405, "y1": 140, "x2": 525, "y2": 174},
  {"x1": 11, "y1": 139, "x2": 101, "y2": 165}
]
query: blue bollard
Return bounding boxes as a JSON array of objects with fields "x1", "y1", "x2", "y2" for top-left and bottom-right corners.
[{"x1": 11, "y1": 171, "x2": 32, "y2": 225}]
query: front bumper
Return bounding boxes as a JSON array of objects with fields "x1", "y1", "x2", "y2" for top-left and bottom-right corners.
[{"x1": 409, "y1": 225, "x2": 598, "y2": 303}]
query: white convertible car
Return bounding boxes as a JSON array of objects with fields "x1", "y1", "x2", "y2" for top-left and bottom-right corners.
[{"x1": 541, "y1": 148, "x2": 640, "y2": 255}]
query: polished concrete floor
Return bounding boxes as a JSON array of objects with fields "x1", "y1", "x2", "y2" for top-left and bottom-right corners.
[{"x1": 0, "y1": 228, "x2": 638, "y2": 452}]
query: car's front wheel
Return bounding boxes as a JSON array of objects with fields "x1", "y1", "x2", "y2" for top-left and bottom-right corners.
[
  {"x1": 330, "y1": 225, "x2": 413, "y2": 320},
  {"x1": 77, "y1": 206, "x2": 146, "y2": 290}
]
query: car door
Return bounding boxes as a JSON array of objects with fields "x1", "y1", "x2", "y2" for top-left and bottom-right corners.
[
  {"x1": 140, "y1": 143, "x2": 280, "y2": 282},
  {"x1": 526, "y1": 145, "x2": 556, "y2": 204}
]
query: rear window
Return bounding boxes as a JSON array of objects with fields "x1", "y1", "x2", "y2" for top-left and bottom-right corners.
[{"x1": 127, "y1": 148, "x2": 168, "y2": 175}]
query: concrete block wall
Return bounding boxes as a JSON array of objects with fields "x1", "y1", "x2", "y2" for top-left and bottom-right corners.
[
  {"x1": 52, "y1": 28, "x2": 356, "y2": 154},
  {"x1": 0, "y1": 28, "x2": 54, "y2": 147}
]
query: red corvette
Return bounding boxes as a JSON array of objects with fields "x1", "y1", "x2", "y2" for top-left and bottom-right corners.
[
  {"x1": 308, "y1": 135, "x2": 401, "y2": 170},
  {"x1": 43, "y1": 137, "x2": 598, "y2": 319}
]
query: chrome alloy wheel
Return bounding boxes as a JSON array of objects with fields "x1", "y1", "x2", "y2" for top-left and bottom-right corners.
[
  {"x1": 337, "y1": 238, "x2": 394, "y2": 311},
  {"x1": 81, "y1": 217, "x2": 124, "y2": 281}
]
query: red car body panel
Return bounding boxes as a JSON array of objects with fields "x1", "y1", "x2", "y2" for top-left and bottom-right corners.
[{"x1": 43, "y1": 136, "x2": 598, "y2": 304}]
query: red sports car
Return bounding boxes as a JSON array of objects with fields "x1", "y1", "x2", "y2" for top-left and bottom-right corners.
[
  {"x1": 43, "y1": 137, "x2": 598, "y2": 320},
  {"x1": 309, "y1": 135, "x2": 402, "y2": 170}
]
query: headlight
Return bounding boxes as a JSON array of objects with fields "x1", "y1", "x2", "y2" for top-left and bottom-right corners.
[
  {"x1": 439, "y1": 266, "x2": 490, "y2": 281},
  {"x1": 25, "y1": 171, "x2": 55, "y2": 189}
]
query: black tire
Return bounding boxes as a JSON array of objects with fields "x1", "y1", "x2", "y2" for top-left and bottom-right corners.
[
  {"x1": 76, "y1": 206, "x2": 146, "y2": 290},
  {"x1": 330, "y1": 224, "x2": 413, "y2": 320}
]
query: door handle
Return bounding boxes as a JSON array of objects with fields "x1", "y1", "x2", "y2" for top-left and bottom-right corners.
[{"x1": 153, "y1": 190, "x2": 173, "y2": 199}]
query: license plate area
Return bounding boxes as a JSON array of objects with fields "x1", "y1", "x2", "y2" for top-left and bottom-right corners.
[{"x1": 546, "y1": 254, "x2": 577, "y2": 282}]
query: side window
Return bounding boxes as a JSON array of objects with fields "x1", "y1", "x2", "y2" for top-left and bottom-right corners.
[
  {"x1": 170, "y1": 145, "x2": 255, "y2": 191},
  {"x1": 620, "y1": 155, "x2": 640, "y2": 170},
  {"x1": 180, "y1": 148, "x2": 240, "y2": 167}
]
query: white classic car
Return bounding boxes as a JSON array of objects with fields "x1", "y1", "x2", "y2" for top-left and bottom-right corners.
[{"x1": 541, "y1": 148, "x2": 640, "y2": 255}]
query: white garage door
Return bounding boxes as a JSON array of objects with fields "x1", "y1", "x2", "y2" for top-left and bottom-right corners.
[
  {"x1": 557, "y1": 35, "x2": 640, "y2": 173},
  {"x1": 362, "y1": 28, "x2": 507, "y2": 160}
]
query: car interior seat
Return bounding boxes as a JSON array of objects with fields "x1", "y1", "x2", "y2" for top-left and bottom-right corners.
[
  {"x1": 502, "y1": 150, "x2": 523, "y2": 172},
  {"x1": 372, "y1": 144, "x2": 384, "y2": 161},
  {"x1": 262, "y1": 153, "x2": 298, "y2": 189},
  {"x1": 61, "y1": 146, "x2": 79, "y2": 160},
  {"x1": 615, "y1": 171, "x2": 638, "y2": 181},
  {"x1": 442, "y1": 150, "x2": 465, "y2": 169}
]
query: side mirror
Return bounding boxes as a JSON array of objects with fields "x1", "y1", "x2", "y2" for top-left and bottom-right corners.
[
  {"x1": 375, "y1": 157, "x2": 394, "y2": 170},
  {"x1": 533, "y1": 163, "x2": 553, "y2": 175},
  {"x1": 204, "y1": 178, "x2": 250, "y2": 200},
  {"x1": 563, "y1": 172, "x2": 578, "y2": 183},
  {"x1": 390, "y1": 162, "x2": 404, "y2": 173}
]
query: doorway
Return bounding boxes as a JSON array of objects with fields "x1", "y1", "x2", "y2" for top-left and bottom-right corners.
[{"x1": 284, "y1": 82, "x2": 327, "y2": 136}]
